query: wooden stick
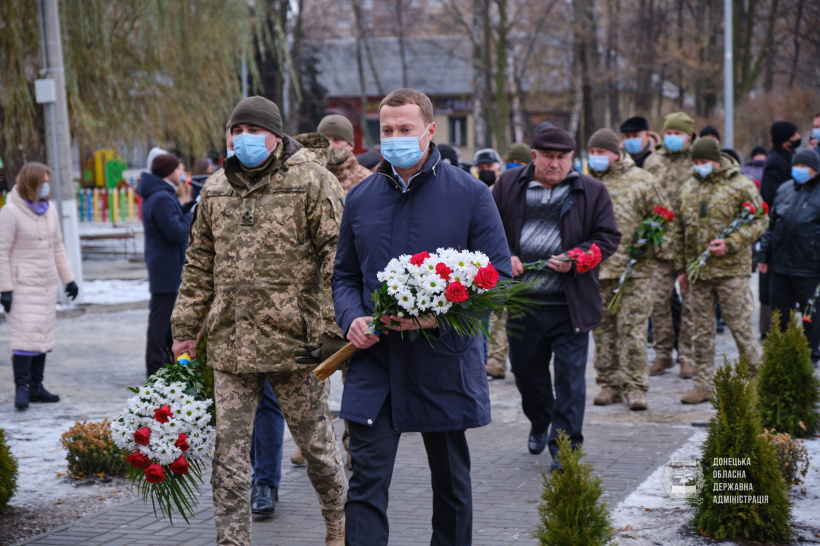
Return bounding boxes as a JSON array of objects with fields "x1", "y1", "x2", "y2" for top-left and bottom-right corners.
[{"x1": 313, "y1": 343, "x2": 360, "y2": 381}]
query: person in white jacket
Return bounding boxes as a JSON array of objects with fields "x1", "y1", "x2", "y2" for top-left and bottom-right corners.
[{"x1": 0, "y1": 162, "x2": 78, "y2": 410}]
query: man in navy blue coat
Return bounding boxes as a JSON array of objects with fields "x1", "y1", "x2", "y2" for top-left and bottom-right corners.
[{"x1": 332, "y1": 88, "x2": 512, "y2": 545}]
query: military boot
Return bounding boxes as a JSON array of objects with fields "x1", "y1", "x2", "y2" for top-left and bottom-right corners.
[
  {"x1": 593, "y1": 387, "x2": 622, "y2": 406},
  {"x1": 29, "y1": 354, "x2": 60, "y2": 403},
  {"x1": 625, "y1": 390, "x2": 648, "y2": 411},
  {"x1": 649, "y1": 355, "x2": 674, "y2": 376},
  {"x1": 681, "y1": 388, "x2": 713, "y2": 404},
  {"x1": 12, "y1": 355, "x2": 32, "y2": 410},
  {"x1": 678, "y1": 359, "x2": 693, "y2": 379},
  {"x1": 485, "y1": 360, "x2": 506, "y2": 380},
  {"x1": 290, "y1": 446, "x2": 306, "y2": 466},
  {"x1": 324, "y1": 510, "x2": 345, "y2": 546}
]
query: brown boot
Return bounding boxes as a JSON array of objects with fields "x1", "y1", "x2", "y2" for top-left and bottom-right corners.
[
  {"x1": 649, "y1": 356, "x2": 674, "y2": 376},
  {"x1": 485, "y1": 360, "x2": 506, "y2": 379},
  {"x1": 290, "y1": 446, "x2": 306, "y2": 466},
  {"x1": 625, "y1": 390, "x2": 648, "y2": 411},
  {"x1": 678, "y1": 360, "x2": 693, "y2": 379},
  {"x1": 681, "y1": 388, "x2": 713, "y2": 404},
  {"x1": 325, "y1": 511, "x2": 345, "y2": 545},
  {"x1": 593, "y1": 387, "x2": 622, "y2": 406}
]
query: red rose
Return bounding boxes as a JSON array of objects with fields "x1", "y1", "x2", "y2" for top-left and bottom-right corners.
[
  {"x1": 410, "y1": 251, "x2": 430, "y2": 266},
  {"x1": 144, "y1": 463, "x2": 166, "y2": 483},
  {"x1": 742, "y1": 202, "x2": 756, "y2": 215},
  {"x1": 435, "y1": 262, "x2": 452, "y2": 281},
  {"x1": 169, "y1": 456, "x2": 190, "y2": 475},
  {"x1": 174, "y1": 433, "x2": 190, "y2": 452},
  {"x1": 154, "y1": 405, "x2": 173, "y2": 424},
  {"x1": 126, "y1": 452, "x2": 151, "y2": 469},
  {"x1": 474, "y1": 263, "x2": 499, "y2": 290},
  {"x1": 802, "y1": 316, "x2": 812, "y2": 323},
  {"x1": 444, "y1": 281, "x2": 469, "y2": 303},
  {"x1": 761, "y1": 201, "x2": 769, "y2": 215},
  {"x1": 134, "y1": 427, "x2": 151, "y2": 446},
  {"x1": 654, "y1": 206, "x2": 675, "y2": 223}
]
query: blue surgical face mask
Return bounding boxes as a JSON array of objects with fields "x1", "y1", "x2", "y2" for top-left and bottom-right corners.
[
  {"x1": 624, "y1": 137, "x2": 644, "y2": 155},
  {"x1": 588, "y1": 154, "x2": 610, "y2": 172},
  {"x1": 664, "y1": 134, "x2": 686, "y2": 153},
  {"x1": 812, "y1": 128, "x2": 820, "y2": 141},
  {"x1": 226, "y1": 149, "x2": 235, "y2": 158},
  {"x1": 693, "y1": 163, "x2": 713, "y2": 178},
  {"x1": 40, "y1": 182, "x2": 50, "y2": 199},
  {"x1": 380, "y1": 124, "x2": 430, "y2": 169},
  {"x1": 792, "y1": 167, "x2": 811, "y2": 184},
  {"x1": 233, "y1": 132, "x2": 272, "y2": 167}
]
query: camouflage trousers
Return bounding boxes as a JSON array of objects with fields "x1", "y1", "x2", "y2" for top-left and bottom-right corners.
[
  {"x1": 594, "y1": 277, "x2": 652, "y2": 393},
  {"x1": 212, "y1": 369, "x2": 348, "y2": 545},
  {"x1": 651, "y1": 260, "x2": 693, "y2": 365},
  {"x1": 486, "y1": 310, "x2": 509, "y2": 369},
  {"x1": 689, "y1": 276, "x2": 760, "y2": 391}
]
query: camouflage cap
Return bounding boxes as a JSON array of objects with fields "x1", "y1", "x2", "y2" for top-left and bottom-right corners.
[{"x1": 663, "y1": 112, "x2": 695, "y2": 136}]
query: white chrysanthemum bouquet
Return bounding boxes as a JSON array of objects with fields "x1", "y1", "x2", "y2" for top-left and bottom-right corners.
[
  {"x1": 111, "y1": 356, "x2": 215, "y2": 522},
  {"x1": 314, "y1": 247, "x2": 534, "y2": 380}
]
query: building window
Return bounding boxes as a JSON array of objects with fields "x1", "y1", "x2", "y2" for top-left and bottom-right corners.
[
  {"x1": 337, "y1": 17, "x2": 352, "y2": 29},
  {"x1": 409, "y1": 0, "x2": 420, "y2": 6},
  {"x1": 449, "y1": 116, "x2": 467, "y2": 146},
  {"x1": 338, "y1": 0, "x2": 351, "y2": 9},
  {"x1": 366, "y1": 119, "x2": 381, "y2": 144},
  {"x1": 427, "y1": 0, "x2": 442, "y2": 6},
  {"x1": 362, "y1": 0, "x2": 373, "y2": 8}
]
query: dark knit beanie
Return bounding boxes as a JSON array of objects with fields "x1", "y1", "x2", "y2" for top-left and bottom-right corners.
[
  {"x1": 663, "y1": 112, "x2": 695, "y2": 136},
  {"x1": 691, "y1": 138, "x2": 722, "y2": 163},
  {"x1": 770, "y1": 120, "x2": 798, "y2": 147},
  {"x1": 229, "y1": 96, "x2": 283, "y2": 137},
  {"x1": 506, "y1": 143, "x2": 532, "y2": 164},
  {"x1": 619, "y1": 116, "x2": 649, "y2": 133},
  {"x1": 151, "y1": 153, "x2": 181, "y2": 179},
  {"x1": 699, "y1": 125, "x2": 721, "y2": 141},
  {"x1": 793, "y1": 148, "x2": 820, "y2": 172},
  {"x1": 317, "y1": 114, "x2": 355, "y2": 146},
  {"x1": 751, "y1": 146, "x2": 767, "y2": 157},
  {"x1": 588, "y1": 129, "x2": 621, "y2": 155}
]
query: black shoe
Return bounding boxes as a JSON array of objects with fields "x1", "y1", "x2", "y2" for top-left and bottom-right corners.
[
  {"x1": 29, "y1": 384, "x2": 60, "y2": 403},
  {"x1": 528, "y1": 428, "x2": 548, "y2": 455},
  {"x1": 251, "y1": 483, "x2": 277, "y2": 515},
  {"x1": 15, "y1": 386, "x2": 29, "y2": 410},
  {"x1": 550, "y1": 459, "x2": 564, "y2": 474},
  {"x1": 716, "y1": 321, "x2": 726, "y2": 334}
]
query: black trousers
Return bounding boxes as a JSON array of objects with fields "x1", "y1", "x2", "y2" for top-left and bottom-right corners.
[
  {"x1": 346, "y1": 398, "x2": 473, "y2": 546},
  {"x1": 146, "y1": 293, "x2": 176, "y2": 377},
  {"x1": 770, "y1": 271, "x2": 820, "y2": 361},
  {"x1": 508, "y1": 304, "x2": 589, "y2": 459}
]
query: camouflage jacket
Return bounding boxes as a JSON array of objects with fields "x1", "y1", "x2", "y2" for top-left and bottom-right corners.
[
  {"x1": 170, "y1": 135, "x2": 346, "y2": 373},
  {"x1": 327, "y1": 147, "x2": 372, "y2": 193},
  {"x1": 671, "y1": 154, "x2": 769, "y2": 280},
  {"x1": 593, "y1": 154, "x2": 666, "y2": 280},
  {"x1": 644, "y1": 143, "x2": 694, "y2": 261}
]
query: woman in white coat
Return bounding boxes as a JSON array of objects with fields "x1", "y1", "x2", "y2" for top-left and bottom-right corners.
[{"x1": 0, "y1": 162, "x2": 78, "y2": 409}]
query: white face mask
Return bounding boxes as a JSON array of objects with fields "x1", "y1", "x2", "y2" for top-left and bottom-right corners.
[{"x1": 40, "y1": 182, "x2": 50, "y2": 199}]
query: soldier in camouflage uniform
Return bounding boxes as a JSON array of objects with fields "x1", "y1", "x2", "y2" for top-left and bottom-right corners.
[
  {"x1": 671, "y1": 138, "x2": 768, "y2": 404},
  {"x1": 586, "y1": 129, "x2": 666, "y2": 410},
  {"x1": 170, "y1": 97, "x2": 348, "y2": 546},
  {"x1": 644, "y1": 112, "x2": 696, "y2": 378},
  {"x1": 317, "y1": 114, "x2": 373, "y2": 193}
]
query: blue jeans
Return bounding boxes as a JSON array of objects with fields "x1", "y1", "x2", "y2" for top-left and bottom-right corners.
[{"x1": 251, "y1": 379, "x2": 285, "y2": 488}]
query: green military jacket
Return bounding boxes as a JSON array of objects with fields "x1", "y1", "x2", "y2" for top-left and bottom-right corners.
[
  {"x1": 593, "y1": 153, "x2": 666, "y2": 280},
  {"x1": 644, "y1": 142, "x2": 694, "y2": 261},
  {"x1": 671, "y1": 154, "x2": 769, "y2": 280},
  {"x1": 170, "y1": 136, "x2": 346, "y2": 373}
]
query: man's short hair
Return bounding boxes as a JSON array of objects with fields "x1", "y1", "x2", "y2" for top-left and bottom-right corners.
[{"x1": 379, "y1": 88, "x2": 434, "y2": 125}]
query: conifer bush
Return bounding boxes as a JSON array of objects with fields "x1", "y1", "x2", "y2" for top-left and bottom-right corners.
[
  {"x1": 533, "y1": 431, "x2": 614, "y2": 546},
  {"x1": 691, "y1": 357, "x2": 792, "y2": 543},
  {"x1": 60, "y1": 420, "x2": 129, "y2": 479},
  {"x1": 0, "y1": 429, "x2": 18, "y2": 510},
  {"x1": 757, "y1": 310, "x2": 819, "y2": 437}
]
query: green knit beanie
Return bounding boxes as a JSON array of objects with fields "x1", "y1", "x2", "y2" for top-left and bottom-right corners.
[
  {"x1": 506, "y1": 142, "x2": 532, "y2": 164},
  {"x1": 230, "y1": 96, "x2": 283, "y2": 137},
  {"x1": 691, "y1": 137, "x2": 722, "y2": 163},
  {"x1": 663, "y1": 112, "x2": 695, "y2": 136},
  {"x1": 588, "y1": 128, "x2": 621, "y2": 155},
  {"x1": 317, "y1": 114, "x2": 355, "y2": 147}
]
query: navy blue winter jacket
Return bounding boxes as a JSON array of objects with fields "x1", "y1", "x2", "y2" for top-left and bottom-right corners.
[
  {"x1": 137, "y1": 172, "x2": 192, "y2": 294},
  {"x1": 332, "y1": 144, "x2": 512, "y2": 433}
]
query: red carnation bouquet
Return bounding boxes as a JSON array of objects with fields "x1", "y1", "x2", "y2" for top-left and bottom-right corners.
[
  {"x1": 686, "y1": 201, "x2": 767, "y2": 283},
  {"x1": 313, "y1": 248, "x2": 534, "y2": 380},
  {"x1": 522, "y1": 243, "x2": 603, "y2": 274},
  {"x1": 607, "y1": 206, "x2": 675, "y2": 313}
]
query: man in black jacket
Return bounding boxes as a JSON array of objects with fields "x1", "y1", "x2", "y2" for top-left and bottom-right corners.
[
  {"x1": 758, "y1": 148, "x2": 820, "y2": 364},
  {"x1": 492, "y1": 127, "x2": 621, "y2": 469},
  {"x1": 759, "y1": 121, "x2": 802, "y2": 338}
]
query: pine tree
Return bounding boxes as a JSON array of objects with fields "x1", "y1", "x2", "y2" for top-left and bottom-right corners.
[
  {"x1": 691, "y1": 357, "x2": 792, "y2": 542},
  {"x1": 533, "y1": 432, "x2": 614, "y2": 545},
  {"x1": 757, "y1": 310, "x2": 820, "y2": 437}
]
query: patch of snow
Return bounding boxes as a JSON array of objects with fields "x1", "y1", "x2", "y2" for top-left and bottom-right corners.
[{"x1": 71, "y1": 279, "x2": 149, "y2": 305}]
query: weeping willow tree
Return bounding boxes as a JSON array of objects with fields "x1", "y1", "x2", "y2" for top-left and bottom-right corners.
[{"x1": 0, "y1": 0, "x2": 288, "y2": 173}]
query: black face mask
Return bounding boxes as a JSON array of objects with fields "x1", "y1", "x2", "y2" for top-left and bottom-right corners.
[
  {"x1": 788, "y1": 138, "x2": 802, "y2": 150},
  {"x1": 478, "y1": 170, "x2": 496, "y2": 187}
]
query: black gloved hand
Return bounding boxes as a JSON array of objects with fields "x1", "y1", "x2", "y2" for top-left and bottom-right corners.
[
  {"x1": 293, "y1": 333, "x2": 348, "y2": 364},
  {"x1": 65, "y1": 281, "x2": 79, "y2": 301},
  {"x1": 0, "y1": 292, "x2": 11, "y2": 313}
]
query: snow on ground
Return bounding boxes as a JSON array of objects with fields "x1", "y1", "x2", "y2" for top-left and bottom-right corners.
[
  {"x1": 612, "y1": 429, "x2": 820, "y2": 544},
  {"x1": 65, "y1": 279, "x2": 149, "y2": 306}
]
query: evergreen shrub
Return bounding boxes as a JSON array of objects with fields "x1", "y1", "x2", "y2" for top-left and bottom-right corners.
[
  {"x1": 0, "y1": 429, "x2": 18, "y2": 510},
  {"x1": 60, "y1": 420, "x2": 129, "y2": 479}
]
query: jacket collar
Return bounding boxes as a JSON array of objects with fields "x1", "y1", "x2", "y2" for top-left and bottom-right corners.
[
  {"x1": 516, "y1": 163, "x2": 585, "y2": 193},
  {"x1": 376, "y1": 143, "x2": 441, "y2": 192},
  {"x1": 223, "y1": 134, "x2": 304, "y2": 195}
]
